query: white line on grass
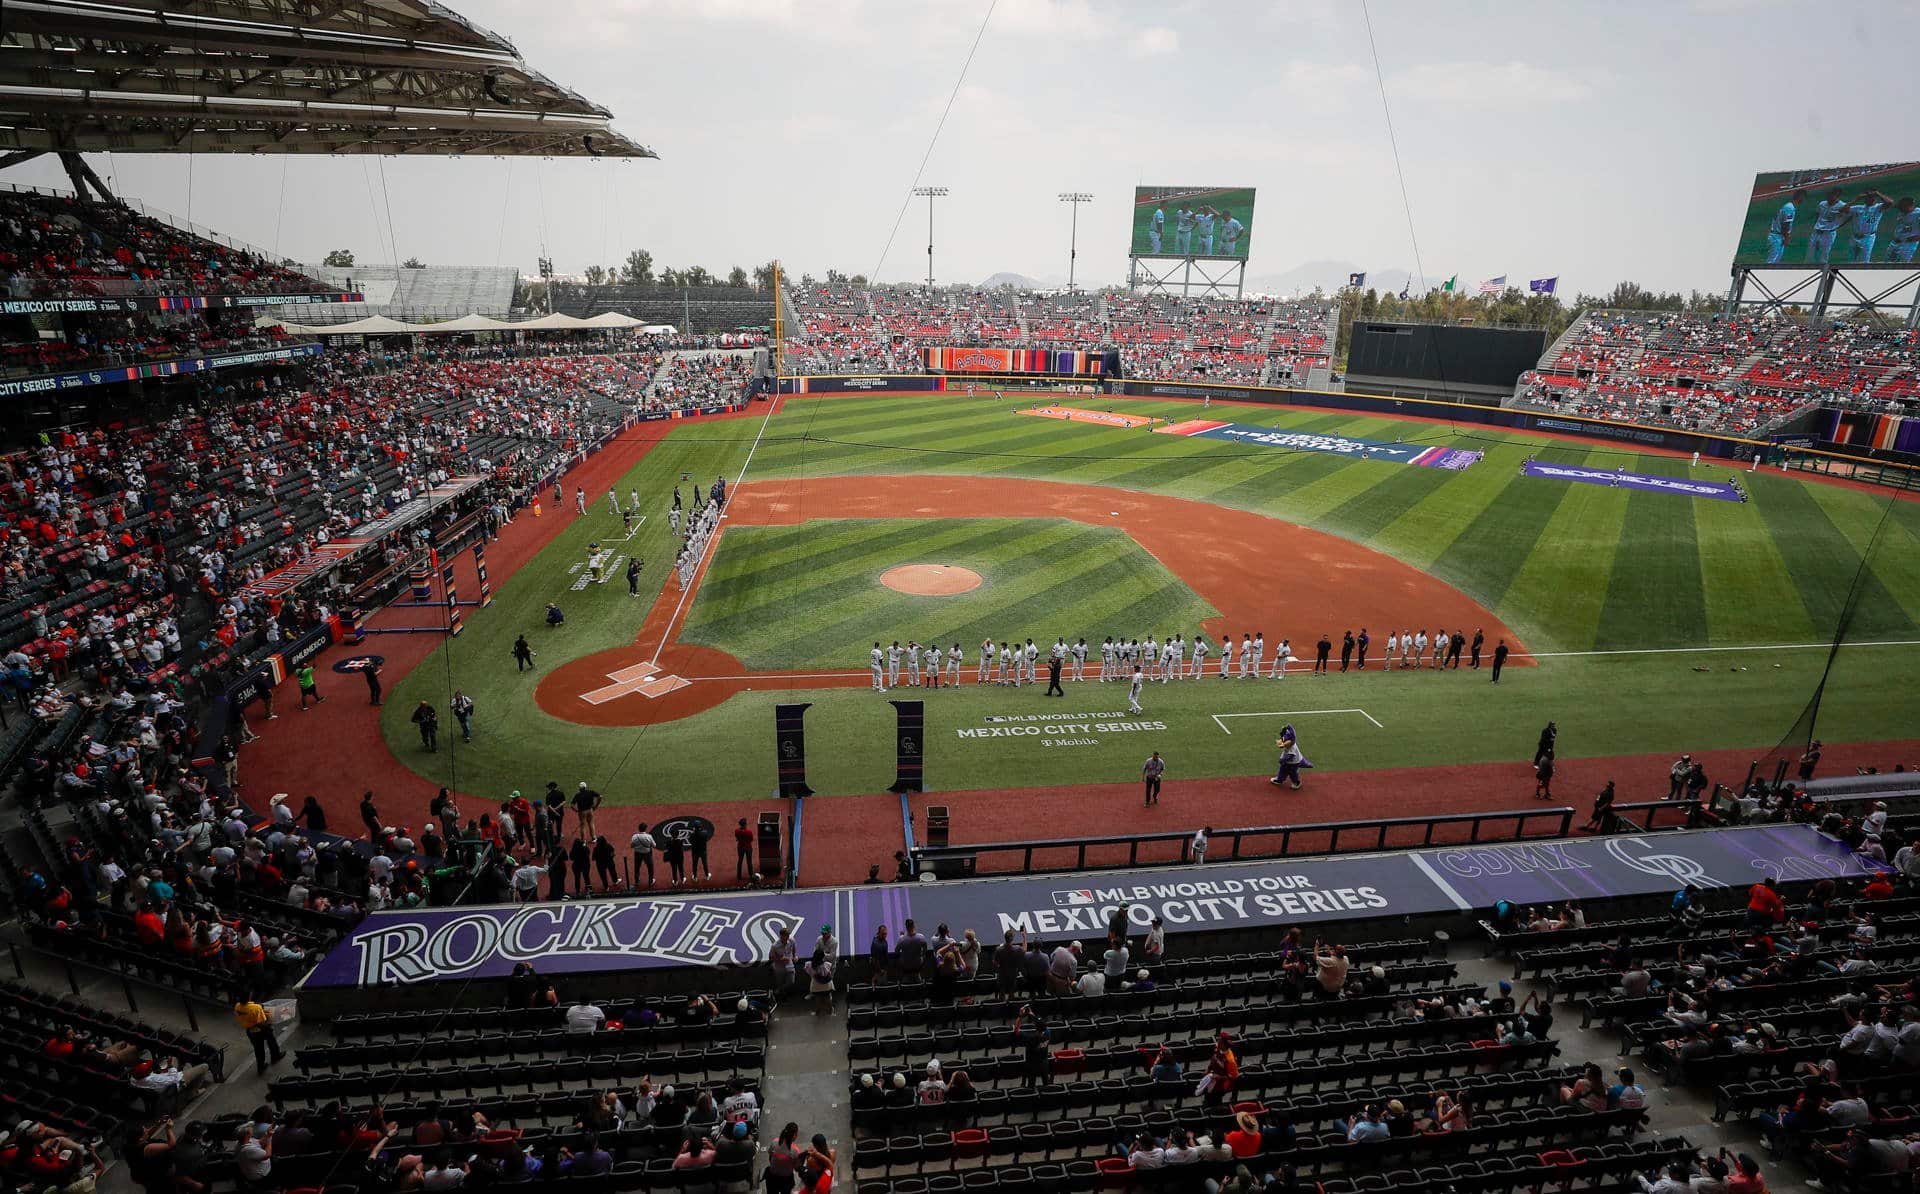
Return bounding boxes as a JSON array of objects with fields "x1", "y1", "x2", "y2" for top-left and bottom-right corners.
[
  {"x1": 648, "y1": 400, "x2": 783, "y2": 665},
  {"x1": 1210, "y1": 709, "x2": 1383, "y2": 735},
  {"x1": 655, "y1": 637, "x2": 1920, "y2": 685}
]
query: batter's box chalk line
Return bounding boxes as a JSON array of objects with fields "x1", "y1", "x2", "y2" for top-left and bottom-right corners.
[
  {"x1": 1210, "y1": 709, "x2": 1383, "y2": 735},
  {"x1": 568, "y1": 551, "x2": 628, "y2": 590},
  {"x1": 579, "y1": 662, "x2": 692, "y2": 705}
]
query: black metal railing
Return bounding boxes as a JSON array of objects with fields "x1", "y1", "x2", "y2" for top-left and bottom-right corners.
[{"x1": 911, "y1": 806, "x2": 1579, "y2": 878}]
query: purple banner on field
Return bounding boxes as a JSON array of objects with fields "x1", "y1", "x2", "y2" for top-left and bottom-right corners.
[
  {"x1": 1522, "y1": 460, "x2": 1744, "y2": 502},
  {"x1": 301, "y1": 825, "x2": 1880, "y2": 988}
]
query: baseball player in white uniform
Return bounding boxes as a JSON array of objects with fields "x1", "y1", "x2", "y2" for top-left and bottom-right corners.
[
  {"x1": 1174, "y1": 207, "x2": 1194, "y2": 255},
  {"x1": 629, "y1": 488, "x2": 639, "y2": 513},
  {"x1": 1070, "y1": 639, "x2": 1088, "y2": 682},
  {"x1": 1248, "y1": 633, "x2": 1265, "y2": 678},
  {"x1": 1098, "y1": 637, "x2": 1114, "y2": 681},
  {"x1": 905, "y1": 641, "x2": 922, "y2": 687},
  {"x1": 1219, "y1": 210, "x2": 1245, "y2": 257},
  {"x1": 607, "y1": 489, "x2": 620, "y2": 515},
  {"x1": 922, "y1": 641, "x2": 941, "y2": 688},
  {"x1": 1164, "y1": 635, "x2": 1183, "y2": 681},
  {"x1": 1149, "y1": 206, "x2": 1165, "y2": 253},
  {"x1": 1127, "y1": 666, "x2": 1145, "y2": 715},
  {"x1": 1849, "y1": 191, "x2": 1893, "y2": 262},
  {"x1": 1051, "y1": 638, "x2": 1068, "y2": 678},
  {"x1": 997, "y1": 641, "x2": 1013, "y2": 685},
  {"x1": 1412, "y1": 630, "x2": 1428, "y2": 669},
  {"x1": 1384, "y1": 632, "x2": 1398, "y2": 670},
  {"x1": 668, "y1": 507, "x2": 681, "y2": 536},
  {"x1": 1190, "y1": 635, "x2": 1209, "y2": 678},
  {"x1": 1272, "y1": 638, "x2": 1293, "y2": 678},
  {"x1": 1023, "y1": 640, "x2": 1039, "y2": 685},
  {"x1": 1142, "y1": 636, "x2": 1158, "y2": 679},
  {"x1": 1430, "y1": 629, "x2": 1446, "y2": 669},
  {"x1": 575, "y1": 487, "x2": 587, "y2": 514},
  {"x1": 1891, "y1": 198, "x2": 1920, "y2": 263},
  {"x1": 1218, "y1": 634, "x2": 1234, "y2": 678},
  {"x1": 1766, "y1": 190, "x2": 1803, "y2": 264},
  {"x1": 947, "y1": 643, "x2": 964, "y2": 686},
  {"x1": 1808, "y1": 189, "x2": 1849, "y2": 264},
  {"x1": 976, "y1": 639, "x2": 993, "y2": 684},
  {"x1": 885, "y1": 641, "x2": 902, "y2": 688},
  {"x1": 1195, "y1": 208, "x2": 1216, "y2": 255},
  {"x1": 870, "y1": 643, "x2": 885, "y2": 691},
  {"x1": 1237, "y1": 634, "x2": 1254, "y2": 678}
]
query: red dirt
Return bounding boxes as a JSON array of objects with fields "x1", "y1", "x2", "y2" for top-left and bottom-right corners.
[
  {"x1": 880, "y1": 564, "x2": 984, "y2": 595},
  {"x1": 534, "y1": 474, "x2": 1530, "y2": 729}
]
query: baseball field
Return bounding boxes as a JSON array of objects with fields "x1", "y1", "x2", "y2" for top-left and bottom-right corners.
[{"x1": 365, "y1": 391, "x2": 1920, "y2": 814}]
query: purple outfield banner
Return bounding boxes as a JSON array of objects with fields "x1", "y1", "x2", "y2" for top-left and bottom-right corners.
[
  {"x1": 301, "y1": 825, "x2": 1881, "y2": 988},
  {"x1": 1155, "y1": 421, "x2": 1481, "y2": 471},
  {"x1": 1522, "y1": 460, "x2": 1744, "y2": 502}
]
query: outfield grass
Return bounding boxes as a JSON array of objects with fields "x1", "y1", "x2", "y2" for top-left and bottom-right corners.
[
  {"x1": 681, "y1": 518, "x2": 1218, "y2": 670},
  {"x1": 381, "y1": 395, "x2": 1920, "y2": 804}
]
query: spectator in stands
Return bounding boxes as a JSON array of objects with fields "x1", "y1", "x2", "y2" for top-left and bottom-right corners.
[
  {"x1": 1312, "y1": 940, "x2": 1349, "y2": 998},
  {"x1": 565, "y1": 996, "x2": 606, "y2": 1033},
  {"x1": 806, "y1": 948, "x2": 835, "y2": 1014},
  {"x1": 233, "y1": 992, "x2": 283, "y2": 1075},
  {"x1": 1012, "y1": 1005, "x2": 1052, "y2": 1087},
  {"x1": 765, "y1": 1122, "x2": 805, "y2": 1194}
]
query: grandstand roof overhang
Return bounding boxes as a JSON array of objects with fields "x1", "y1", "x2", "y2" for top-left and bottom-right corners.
[{"x1": 0, "y1": 0, "x2": 656, "y2": 158}]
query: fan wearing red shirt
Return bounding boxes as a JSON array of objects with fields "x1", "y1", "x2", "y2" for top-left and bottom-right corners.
[
  {"x1": 1745, "y1": 877, "x2": 1785, "y2": 930},
  {"x1": 734, "y1": 818, "x2": 757, "y2": 881}
]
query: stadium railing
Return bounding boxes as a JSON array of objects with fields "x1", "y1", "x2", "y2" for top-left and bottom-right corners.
[{"x1": 910, "y1": 807, "x2": 1577, "y2": 877}]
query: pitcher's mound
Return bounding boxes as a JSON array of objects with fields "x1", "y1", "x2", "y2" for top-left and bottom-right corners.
[{"x1": 881, "y1": 564, "x2": 983, "y2": 596}]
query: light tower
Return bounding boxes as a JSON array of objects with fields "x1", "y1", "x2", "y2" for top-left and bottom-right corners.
[
  {"x1": 912, "y1": 185, "x2": 947, "y2": 291},
  {"x1": 1058, "y1": 192, "x2": 1092, "y2": 293}
]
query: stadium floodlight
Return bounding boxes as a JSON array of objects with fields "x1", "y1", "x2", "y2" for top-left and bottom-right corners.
[
  {"x1": 1059, "y1": 192, "x2": 1093, "y2": 293},
  {"x1": 912, "y1": 186, "x2": 949, "y2": 291}
]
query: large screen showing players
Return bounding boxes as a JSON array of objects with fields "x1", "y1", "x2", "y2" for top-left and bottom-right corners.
[
  {"x1": 1131, "y1": 186, "x2": 1256, "y2": 260},
  {"x1": 1734, "y1": 163, "x2": 1920, "y2": 267}
]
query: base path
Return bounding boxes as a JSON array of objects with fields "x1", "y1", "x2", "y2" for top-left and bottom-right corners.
[{"x1": 536, "y1": 474, "x2": 1530, "y2": 727}]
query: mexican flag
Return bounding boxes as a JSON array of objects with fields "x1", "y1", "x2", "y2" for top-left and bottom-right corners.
[{"x1": 1442, "y1": 275, "x2": 1457, "y2": 292}]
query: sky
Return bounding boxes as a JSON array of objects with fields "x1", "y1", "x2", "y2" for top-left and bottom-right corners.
[{"x1": 7, "y1": 0, "x2": 1916, "y2": 296}]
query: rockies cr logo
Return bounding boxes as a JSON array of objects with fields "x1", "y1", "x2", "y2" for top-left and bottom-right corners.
[
  {"x1": 899, "y1": 736, "x2": 919, "y2": 755},
  {"x1": 1605, "y1": 838, "x2": 1722, "y2": 888},
  {"x1": 780, "y1": 739, "x2": 799, "y2": 759}
]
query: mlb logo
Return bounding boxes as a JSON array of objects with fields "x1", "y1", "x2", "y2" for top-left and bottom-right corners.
[
  {"x1": 1051, "y1": 890, "x2": 1096, "y2": 907},
  {"x1": 983, "y1": 716, "x2": 1009, "y2": 724}
]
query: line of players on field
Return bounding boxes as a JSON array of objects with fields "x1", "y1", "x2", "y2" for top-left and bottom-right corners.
[
  {"x1": 1145, "y1": 203, "x2": 1246, "y2": 257},
  {"x1": 1765, "y1": 186, "x2": 1919, "y2": 264},
  {"x1": 867, "y1": 629, "x2": 1473, "y2": 690}
]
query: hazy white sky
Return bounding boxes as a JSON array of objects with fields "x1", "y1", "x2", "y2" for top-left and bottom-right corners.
[{"x1": 7, "y1": 0, "x2": 1914, "y2": 295}]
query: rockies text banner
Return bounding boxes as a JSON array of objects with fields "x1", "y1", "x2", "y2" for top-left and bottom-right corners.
[{"x1": 301, "y1": 824, "x2": 1879, "y2": 988}]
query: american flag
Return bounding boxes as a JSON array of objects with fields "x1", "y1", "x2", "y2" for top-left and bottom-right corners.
[{"x1": 1477, "y1": 276, "x2": 1506, "y2": 295}]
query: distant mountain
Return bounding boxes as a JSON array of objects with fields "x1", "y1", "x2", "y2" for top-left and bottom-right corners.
[
  {"x1": 1243, "y1": 259, "x2": 1416, "y2": 298},
  {"x1": 977, "y1": 271, "x2": 1050, "y2": 290}
]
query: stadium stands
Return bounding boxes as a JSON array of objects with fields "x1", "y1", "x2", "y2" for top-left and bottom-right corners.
[
  {"x1": 780, "y1": 284, "x2": 1336, "y2": 385},
  {"x1": 1513, "y1": 311, "x2": 1920, "y2": 435},
  {"x1": 296, "y1": 263, "x2": 519, "y2": 322},
  {"x1": 1, "y1": 189, "x2": 325, "y2": 298}
]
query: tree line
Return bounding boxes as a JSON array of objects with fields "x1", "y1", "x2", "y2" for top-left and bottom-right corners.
[{"x1": 572, "y1": 251, "x2": 780, "y2": 292}]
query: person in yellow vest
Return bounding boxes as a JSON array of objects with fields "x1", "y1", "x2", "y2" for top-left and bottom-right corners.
[{"x1": 234, "y1": 993, "x2": 284, "y2": 1074}]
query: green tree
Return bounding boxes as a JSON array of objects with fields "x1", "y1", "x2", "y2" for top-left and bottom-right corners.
[
  {"x1": 752, "y1": 262, "x2": 778, "y2": 291},
  {"x1": 681, "y1": 266, "x2": 714, "y2": 287},
  {"x1": 583, "y1": 264, "x2": 610, "y2": 287},
  {"x1": 401, "y1": 256, "x2": 426, "y2": 269},
  {"x1": 619, "y1": 249, "x2": 654, "y2": 285},
  {"x1": 727, "y1": 266, "x2": 750, "y2": 289},
  {"x1": 321, "y1": 249, "x2": 355, "y2": 268}
]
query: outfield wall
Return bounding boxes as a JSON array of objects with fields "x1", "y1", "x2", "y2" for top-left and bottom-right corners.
[{"x1": 778, "y1": 372, "x2": 1769, "y2": 459}]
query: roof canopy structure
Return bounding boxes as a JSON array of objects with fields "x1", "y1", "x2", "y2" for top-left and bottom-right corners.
[
  {"x1": 0, "y1": 0, "x2": 656, "y2": 159},
  {"x1": 275, "y1": 310, "x2": 662, "y2": 335}
]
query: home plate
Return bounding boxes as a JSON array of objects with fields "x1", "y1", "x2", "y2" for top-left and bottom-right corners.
[{"x1": 637, "y1": 675, "x2": 690, "y2": 698}]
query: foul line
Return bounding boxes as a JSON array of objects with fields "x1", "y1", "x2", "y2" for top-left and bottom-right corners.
[
  {"x1": 1521, "y1": 638, "x2": 1920, "y2": 660},
  {"x1": 647, "y1": 399, "x2": 782, "y2": 666},
  {"x1": 1211, "y1": 709, "x2": 1383, "y2": 735}
]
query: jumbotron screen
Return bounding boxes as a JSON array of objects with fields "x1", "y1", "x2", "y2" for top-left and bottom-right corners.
[
  {"x1": 1733, "y1": 163, "x2": 1920, "y2": 267},
  {"x1": 1130, "y1": 186, "x2": 1256, "y2": 260}
]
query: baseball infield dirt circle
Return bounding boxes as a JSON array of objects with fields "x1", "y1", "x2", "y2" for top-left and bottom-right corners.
[{"x1": 880, "y1": 564, "x2": 983, "y2": 595}]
